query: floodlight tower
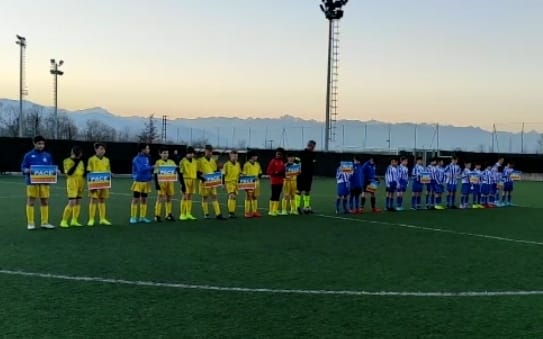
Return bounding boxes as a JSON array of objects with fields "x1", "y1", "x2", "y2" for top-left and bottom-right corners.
[
  {"x1": 16, "y1": 35, "x2": 27, "y2": 137},
  {"x1": 50, "y1": 59, "x2": 64, "y2": 139},
  {"x1": 320, "y1": 0, "x2": 348, "y2": 151}
]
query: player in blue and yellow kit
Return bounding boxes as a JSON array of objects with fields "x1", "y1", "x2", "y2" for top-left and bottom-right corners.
[
  {"x1": 179, "y1": 147, "x2": 198, "y2": 221},
  {"x1": 242, "y1": 151, "x2": 263, "y2": 218},
  {"x1": 130, "y1": 143, "x2": 154, "y2": 224},
  {"x1": 282, "y1": 154, "x2": 299, "y2": 215},
  {"x1": 60, "y1": 146, "x2": 85, "y2": 228},
  {"x1": 20, "y1": 135, "x2": 56, "y2": 230},
  {"x1": 154, "y1": 147, "x2": 176, "y2": 222},
  {"x1": 197, "y1": 145, "x2": 225, "y2": 220},
  {"x1": 223, "y1": 150, "x2": 242, "y2": 218},
  {"x1": 87, "y1": 143, "x2": 112, "y2": 226}
]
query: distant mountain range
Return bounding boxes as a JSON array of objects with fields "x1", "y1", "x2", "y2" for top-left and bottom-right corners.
[{"x1": 0, "y1": 98, "x2": 541, "y2": 153}]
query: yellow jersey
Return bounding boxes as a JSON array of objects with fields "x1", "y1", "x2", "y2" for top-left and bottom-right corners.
[
  {"x1": 154, "y1": 159, "x2": 176, "y2": 173},
  {"x1": 243, "y1": 161, "x2": 262, "y2": 177},
  {"x1": 197, "y1": 156, "x2": 217, "y2": 175},
  {"x1": 223, "y1": 160, "x2": 241, "y2": 183},
  {"x1": 180, "y1": 157, "x2": 198, "y2": 179},
  {"x1": 87, "y1": 155, "x2": 111, "y2": 173},
  {"x1": 63, "y1": 157, "x2": 85, "y2": 177}
]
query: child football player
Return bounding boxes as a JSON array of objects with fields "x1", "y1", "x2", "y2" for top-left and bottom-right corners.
[
  {"x1": 179, "y1": 146, "x2": 198, "y2": 221},
  {"x1": 349, "y1": 156, "x2": 363, "y2": 213},
  {"x1": 385, "y1": 158, "x2": 399, "y2": 211},
  {"x1": 223, "y1": 150, "x2": 241, "y2": 218},
  {"x1": 471, "y1": 163, "x2": 483, "y2": 208},
  {"x1": 396, "y1": 157, "x2": 409, "y2": 211},
  {"x1": 361, "y1": 158, "x2": 381, "y2": 213},
  {"x1": 335, "y1": 162, "x2": 352, "y2": 214},
  {"x1": 154, "y1": 147, "x2": 176, "y2": 222},
  {"x1": 433, "y1": 159, "x2": 446, "y2": 210},
  {"x1": 130, "y1": 143, "x2": 154, "y2": 224},
  {"x1": 87, "y1": 142, "x2": 112, "y2": 226},
  {"x1": 266, "y1": 148, "x2": 286, "y2": 216},
  {"x1": 197, "y1": 145, "x2": 225, "y2": 220},
  {"x1": 20, "y1": 135, "x2": 56, "y2": 230},
  {"x1": 444, "y1": 156, "x2": 461, "y2": 208},
  {"x1": 61, "y1": 146, "x2": 85, "y2": 228},
  {"x1": 411, "y1": 157, "x2": 426, "y2": 210},
  {"x1": 480, "y1": 164, "x2": 493, "y2": 208},
  {"x1": 242, "y1": 151, "x2": 263, "y2": 218},
  {"x1": 501, "y1": 162, "x2": 515, "y2": 206},
  {"x1": 459, "y1": 161, "x2": 472, "y2": 209},
  {"x1": 282, "y1": 154, "x2": 299, "y2": 215}
]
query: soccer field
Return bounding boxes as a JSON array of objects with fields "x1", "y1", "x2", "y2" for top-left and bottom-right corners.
[{"x1": 1, "y1": 176, "x2": 543, "y2": 338}]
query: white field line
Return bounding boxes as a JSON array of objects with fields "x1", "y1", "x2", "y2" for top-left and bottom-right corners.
[
  {"x1": 318, "y1": 214, "x2": 543, "y2": 247},
  {"x1": 2, "y1": 269, "x2": 543, "y2": 298}
]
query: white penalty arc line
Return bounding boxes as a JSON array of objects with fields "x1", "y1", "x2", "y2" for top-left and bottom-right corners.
[
  {"x1": 317, "y1": 214, "x2": 543, "y2": 247},
  {"x1": 2, "y1": 269, "x2": 543, "y2": 298}
]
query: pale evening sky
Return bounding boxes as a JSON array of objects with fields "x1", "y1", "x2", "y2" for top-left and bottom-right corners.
[{"x1": 0, "y1": 0, "x2": 542, "y2": 129}]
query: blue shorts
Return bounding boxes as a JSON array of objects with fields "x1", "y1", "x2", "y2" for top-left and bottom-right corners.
[
  {"x1": 504, "y1": 182, "x2": 514, "y2": 192},
  {"x1": 386, "y1": 182, "x2": 397, "y2": 193},
  {"x1": 490, "y1": 184, "x2": 497, "y2": 195},
  {"x1": 427, "y1": 181, "x2": 436, "y2": 192},
  {"x1": 471, "y1": 184, "x2": 480, "y2": 194},
  {"x1": 337, "y1": 182, "x2": 350, "y2": 196},
  {"x1": 397, "y1": 180, "x2": 408, "y2": 193},
  {"x1": 447, "y1": 184, "x2": 457, "y2": 192},
  {"x1": 434, "y1": 184, "x2": 444, "y2": 194},
  {"x1": 461, "y1": 183, "x2": 471, "y2": 195},
  {"x1": 412, "y1": 182, "x2": 423, "y2": 193},
  {"x1": 481, "y1": 184, "x2": 491, "y2": 195}
]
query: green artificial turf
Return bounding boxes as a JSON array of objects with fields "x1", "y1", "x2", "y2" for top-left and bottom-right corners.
[{"x1": 0, "y1": 176, "x2": 542, "y2": 338}]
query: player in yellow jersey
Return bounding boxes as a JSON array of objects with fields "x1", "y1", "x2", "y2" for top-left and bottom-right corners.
[
  {"x1": 242, "y1": 151, "x2": 263, "y2": 218},
  {"x1": 282, "y1": 153, "x2": 300, "y2": 215},
  {"x1": 153, "y1": 147, "x2": 176, "y2": 222},
  {"x1": 179, "y1": 147, "x2": 198, "y2": 221},
  {"x1": 86, "y1": 143, "x2": 112, "y2": 226},
  {"x1": 223, "y1": 150, "x2": 241, "y2": 218},
  {"x1": 60, "y1": 146, "x2": 85, "y2": 228},
  {"x1": 197, "y1": 145, "x2": 226, "y2": 220}
]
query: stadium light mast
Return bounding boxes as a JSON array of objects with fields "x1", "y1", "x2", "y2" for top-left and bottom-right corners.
[
  {"x1": 50, "y1": 59, "x2": 64, "y2": 139},
  {"x1": 16, "y1": 35, "x2": 27, "y2": 138},
  {"x1": 320, "y1": 0, "x2": 348, "y2": 151}
]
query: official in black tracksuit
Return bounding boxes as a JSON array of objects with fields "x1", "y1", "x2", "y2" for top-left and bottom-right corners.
[{"x1": 296, "y1": 140, "x2": 317, "y2": 214}]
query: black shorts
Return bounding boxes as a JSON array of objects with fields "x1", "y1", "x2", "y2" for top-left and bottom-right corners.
[
  {"x1": 297, "y1": 175, "x2": 313, "y2": 193},
  {"x1": 133, "y1": 192, "x2": 149, "y2": 198},
  {"x1": 271, "y1": 184, "x2": 283, "y2": 201},
  {"x1": 350, "y1": 187, "x2": 362, "y2": 197}
]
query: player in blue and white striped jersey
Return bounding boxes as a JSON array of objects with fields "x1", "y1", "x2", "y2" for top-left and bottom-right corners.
[
  {"x1": 444, "y1": 156, "x2": 462, "y2": 208},
  {"x1": 471, "y1": 163, "x2": 483, "y2": 208},
  {"x1": 396, "y1": 157, "x2": 409, "y2": 211},
  {"x1": 459, "y1": 161, "x2": 472, "y2": 209},
  {"x1": 335, "y1": 164, "x2": 352, "y2": 214},
  {"x1": 411, "y1": 157, "x2": 426, "y2": 210},
  {"x1": 480, "y1": 164, "x2": 493, "y2": 208},
  {"x1": 433, "y1": 159, "x2": 446, "y2": 210},
  {"x1": 490, "y1": 158, "x2": 504, "y2": 207},
  {"x1": 385, "y1": 158, "x2": 399, "y2": 212},
  {"x1": 501, "y1": 162, "x2": 515, "y2": 206},
  {"x1": 426, "y1": 158, "x2": 438, "y2": 209}
]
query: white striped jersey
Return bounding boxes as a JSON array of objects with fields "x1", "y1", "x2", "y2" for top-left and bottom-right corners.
[
  {"x1": 385, "y1": 165, "x2": 399, "y2": 186},
  {"x1": 502, "y1": 167, "x2": 515, "y2": 183},
  {"x1": 472, "y1": 169, "x2": 482, "y2": 184},
  {"x1": 461, "y1": 168, "x2": 471, "y2": 184},
  {"x1": 444, "y1": 164, "x2": 461, "y2": 185},
  {"x1": 481, "y1": 169, "x2": 492, "y2": 184},
  {"x1": 412, "y1": 164, "x2": 426, "y2": 182},
  {"x1": 336, "y1": 168, "x2": 352, "y2": 184},
  {"x1": 491, "y1": 163, "x2": 502, "y2": 183},
  {"x1": 398, "y1": 164, "x2": 409, "y2": 183},
  {"x1": 428, "y1": 165, "x2": 437, "y2": 181},
  {"x1": 434, "y1": 166, "x2": 445, "y2": 184}
]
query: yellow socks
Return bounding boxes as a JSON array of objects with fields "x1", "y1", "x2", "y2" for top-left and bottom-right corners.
[
  {"x1": 139, "y1": 203, "x2": 147, "y2": 218},
  {"x1": 62, "y1": 205, "x2": 73, "y2": 222},
  {"x1": 295, "y1": 194, "x2": 302, "y2": 208},
  {"x1": 26, "y1": 205, "x2": 34, "y2": 225},
  {"x1": 89, "y1": 203, "x2": 97, "y2": 220},
  {"x1": 180, "y1": 200, "x2": 186, "y2": 216},
  {"x1": 40, "y1": 205, "x2": 49, "y2": 224},
  {"x1": 130, "y1": 203, "x2": 138, "y2": 218},
  {"x1": 245, "y1": 200, "x2": 251, "y2": 214},
  {"x1": 212, "y1": 201, "x2": 221, "y2": 215},
  {"x1": 155, "y1": 201, "x2": 163, "y2": 217},
  {"x1": 202, "y1": 201, "x2": 209, "y2": 215},
  {"x1": 303, "y1": 195, "x2": 311, "y2": 208},
  {"x1": 186, "y1": 200, "x2": 193, "y2": 215},
  {"x1": 99, "y1": 203, "x2": 107, "y2": 220},
  {"x1": 166, "y1": 201, "x2": 172, "y2": 216},
  {"x1": 73, "y1": 205, "x2": 81, "y2": 220},
  {"x1": 282, "y1": 199, "x2": 288, "y2": 212},
  {"x1": 252, "y1": 200, "x2": 258, "y2": 213},
  {"x1": 228, "y1": 199, "x2": 236, "y2": 214},
  {"x1": 290, "y1": 199, "x2": 296, "y2": 212}
]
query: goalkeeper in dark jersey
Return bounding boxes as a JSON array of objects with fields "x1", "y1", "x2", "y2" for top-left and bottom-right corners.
[{"x1": 295, "y1": 140, "x2": 317, "y2": 214}]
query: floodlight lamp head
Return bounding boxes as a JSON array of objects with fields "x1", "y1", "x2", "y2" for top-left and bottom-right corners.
[
  {"x1": 51, "y1": 59, "x2": 55, "y2": 64},
  {"x1": 59, "y1": 60, "x2": 64, "y2": 66},
  {"x1": 16, "y1": 35, "x2": 25, "y2": 41}
]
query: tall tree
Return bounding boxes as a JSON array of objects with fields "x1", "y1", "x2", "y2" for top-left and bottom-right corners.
[{"x1": 138, "y1": 114, "x2": 159, "y2": 144}]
